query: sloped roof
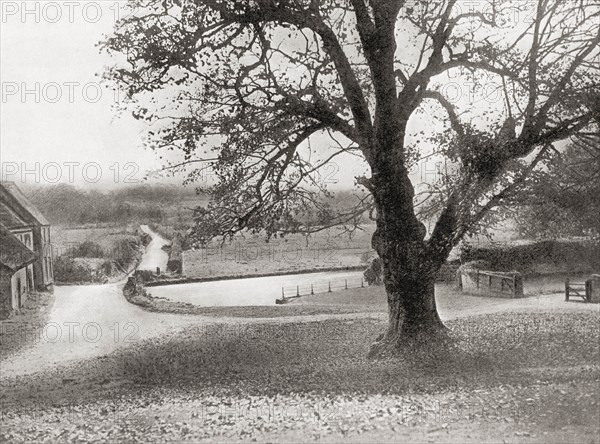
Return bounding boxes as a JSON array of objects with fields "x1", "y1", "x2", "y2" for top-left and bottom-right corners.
[
  {"x1": 0, "y1": 224, "x2": 37, "y2": 271},
  {"x1": 0, "y1": 181, "x2": 50, "y2": 226},
  {"x1": 0, "y1": 201, "x2": 31, "y2": 230}
]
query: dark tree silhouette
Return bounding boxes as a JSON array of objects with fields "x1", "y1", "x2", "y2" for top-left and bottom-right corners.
[
  {"x1": 103, "y1": 0, "x2": 600, "y2": 355},
  {"x1": 516, "y1": 132, "x2": 600, "y2": 238}
]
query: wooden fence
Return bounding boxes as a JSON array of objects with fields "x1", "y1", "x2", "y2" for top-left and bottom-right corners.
[
  {"x1": 278, "y1": 277, "x2": 368, "y2": 303},
  {"x1": 459, "y1": 268, "x2": 524, "y2": 298}
]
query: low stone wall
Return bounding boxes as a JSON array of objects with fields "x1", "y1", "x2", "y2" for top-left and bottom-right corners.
[
  {"x1": 458, "y1": 265, "x2": 524, "y2": 298},
  {"x1": 435, "y1": 263, "x2": 460, "y2": 284},
  {"x1": 167, "y1": 236, "x2": 182, "y2": 274},
  {"x1": 123, "y1": 270, "x2": 155, "y2": 308},
  {"x1": 146, "y1": 265, "x2": 367, "y2": 287}
]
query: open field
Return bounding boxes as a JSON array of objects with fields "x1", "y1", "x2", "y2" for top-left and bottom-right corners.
[
  {"x1": 50, "y1": 224, "x2": 148, "y2": 284},
  {"x1": 182, "y1": 225, "x2": 377, "y2": 278},
  {"x1": 51, "y1": 225, "x2": 142, "y2": 256}
]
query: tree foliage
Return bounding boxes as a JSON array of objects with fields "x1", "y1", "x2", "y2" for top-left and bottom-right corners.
[
  {"x1": 103, "y1": 0, "x2": 600, "y2": 344},
  {"x1": 516, "y1": 133, "x2": 600, "y2": 238},
  {"x1": 364, "y1": 256, "x2": 383, "y2": 285},
  {"x1": 103, "y1": 0, "x2": 599, "y2": 241}
]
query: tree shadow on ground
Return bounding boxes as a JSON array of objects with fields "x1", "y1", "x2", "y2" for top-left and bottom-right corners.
[{"x1": 1, "y1": 312, "x2": 598, "y2": 412}]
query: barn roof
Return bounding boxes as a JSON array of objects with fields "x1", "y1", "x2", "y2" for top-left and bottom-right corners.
[
  {"x1": 0, "y1": 181, "x2": 50, "y2": 226},
  {"x1": 0, "y1": 224, "x2": 37, "y2": 271}
]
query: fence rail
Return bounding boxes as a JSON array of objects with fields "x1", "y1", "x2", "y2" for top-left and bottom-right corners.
[
  {"x1": 565, "y1": 278, "x2": 592, "y2": 302},
  {"x1": 279, "y1": 277, "x2": 367, "y2": 301},
  {"x1": 458, "y1": 267, "x2": 524, "y2": 298},
  {"x1": 475, "y1": 269, "x2": 524, "y2": 298}
]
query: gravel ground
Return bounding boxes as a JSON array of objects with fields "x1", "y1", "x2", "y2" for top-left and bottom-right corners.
[{"x1": 0, "y1": 282, "x2": 199, "y2": 379}]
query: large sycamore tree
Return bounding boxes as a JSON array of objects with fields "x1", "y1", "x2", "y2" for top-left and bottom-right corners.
[{"x1": 104, "y1": 0, "x2": 600, "y2": 354}]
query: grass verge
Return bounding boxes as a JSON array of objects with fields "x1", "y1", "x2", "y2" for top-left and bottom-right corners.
[
  {"x1": 124, "y1": 282, "x2": 385, "y2": 318},
  {"x1": 1, "y1": 311, "x2": 598, "y2": 442}
]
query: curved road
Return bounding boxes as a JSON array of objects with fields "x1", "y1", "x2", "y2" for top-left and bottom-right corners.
[
  {"x1": 137, "y1": 224, "x2": 170, "y2": 272},
  {"x1": 0, "y1": 227, "x2": 195, "y2": 379},
  {"x1": 1, "y1": 226, "x2": 597, "y2": 380},
  {"x1": 0, "y1": 227, "x2": 370, "y2": 380},
  {"x1": 149, "y1": 270, "x2": 365, "y2": 306}
]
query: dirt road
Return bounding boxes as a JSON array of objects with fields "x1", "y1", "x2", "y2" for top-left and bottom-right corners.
[
  {"x1": 137, "y1": 224, "x2": 169, "y2": 272},
  {"x1": 1, "y1": 226, "x2": 193, "y2": 379},
  {"x1": 2, "y1": 225, "x2": 597, "y2": 381},
  {"x1": 0, "y1": 281, "x2": 199, "y2": 379}
]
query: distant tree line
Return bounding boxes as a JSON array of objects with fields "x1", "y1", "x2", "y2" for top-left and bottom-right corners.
[{"x1": 23, "y1": 183, "x2": 204, "y2": 226}]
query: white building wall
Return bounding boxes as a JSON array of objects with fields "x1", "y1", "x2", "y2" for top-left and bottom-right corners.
[{"x1": 10, "y1": 267, "x2": 29, "y2": 310}]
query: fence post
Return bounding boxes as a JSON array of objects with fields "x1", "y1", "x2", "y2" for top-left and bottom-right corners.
[
  {"x1": 296, "y1": 285, "x2": 300, "y2": 297},
  {"x1": 514, "y1": 274, "x2": 523, "y2": 298},
  {"x1": 311, "y1": 284, "x2": 314, "y2": 295},
  {"x1": 345, "y1": 279, "x2": 348, "y2": 290},
  {"x1": 361, "y1": 278, "x2": 364, "y2": 288},
  {"x1": 282, "y1": 287, "x2": 284, "y2": 298},
  {"x1": 586, "y1": 279, "x2": 592, "y2": 302},
  {"x1": 328, "y1": 282, "x2": 331, "y2": 292},
  {"x1": 476, "y1": 270, "x2": 480, "y2": 289},
  {"x1": 565, "y1": 278, "x2": 570, "y2": 301}
]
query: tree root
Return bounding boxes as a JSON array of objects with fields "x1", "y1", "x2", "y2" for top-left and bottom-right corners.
[{"x1": 367, "y1": 326, "x2": 454, "y2": 361}]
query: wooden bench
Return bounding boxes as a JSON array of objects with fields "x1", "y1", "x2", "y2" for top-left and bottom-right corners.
[{"x1": 565, "y1": 278, "x2": 592, "y2": 302}]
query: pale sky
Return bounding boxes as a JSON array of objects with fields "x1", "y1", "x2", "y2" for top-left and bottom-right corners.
[
  {"x1": 0, "y1": 1, "x2": 170, "y2": 189},
  {"x1": 0, "y1": 1, "x2": 526, "y2": 191},
  {"x1": 0, "y1": 0, "x2": 370, "y2": 190}
]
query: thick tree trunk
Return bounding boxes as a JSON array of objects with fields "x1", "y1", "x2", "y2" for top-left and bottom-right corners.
[
  {"x1": 365, "y1": 110, "x2": 453, "y2": 357},
  {"x1": 384, "y1": 275, "x2": 446, "y2": 339},
  {"x1": 367, "y1": 167, "x2": 451, "y2": 357},
  {"x1": 368, "y1": 234, "x2": 449, "y2": 358}
]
